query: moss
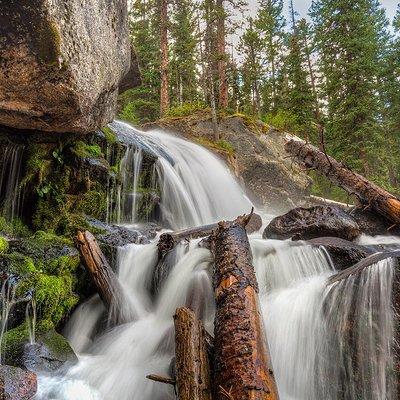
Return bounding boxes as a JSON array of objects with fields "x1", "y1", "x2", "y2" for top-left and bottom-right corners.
[
  {"x1": 76, "y1": 190, "x2": 107, "y2": 219},
  {"x1": 44, "y1": 254, "x2": 80, "y2": 276},
  {"x1": 102, "y1": 126, "x2": 117, "y2": 144},
  {"x1": 3, "y1": 252, "x2": 36, "y2": 275},
  {"x1": 17, "y1": 273, "x2": 78, "y2": 325},
  {"x1": 36, "y1": 20, "x2": 61, "y2": 66},
  {"x1": 0, "y1": 236, "x2": 9, "y2": 254},
  {"x1": 196, "y1": 137, "x2": 235, "y2": 156},
  {"x1": 30, "y1": 230, "x2": 72, "y2": 247},
  {"x1": 0, "y1": 217, "x2": 31, "y2": 237},
  {"x1": 72, "y1": 141, "x2": 103, "y2": 159}
]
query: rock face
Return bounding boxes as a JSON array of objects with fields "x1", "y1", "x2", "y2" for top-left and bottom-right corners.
[
  {"x1": 0, "y1": 365, "x2": 37, "y2": 400},
  {"x1": 264, "y1": 205, "x2": 361, "y2": 241},
  {"x1": 0, "y1": 0, "x2": 138, "y2": 133},
  {"x1": 146, "y1": 114, "x2": 312, "y2": 212}
]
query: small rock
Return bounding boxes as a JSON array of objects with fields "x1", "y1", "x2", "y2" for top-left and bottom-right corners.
[
  {"x1": 0, "y1": 365, "x2": 37, "y2": 400},
  {"x1": 246, "y1": 213, "x2": 263, "y2": 234},
  {"x1": 263, "y1": 206, "x2": 360, "y2": 241}
]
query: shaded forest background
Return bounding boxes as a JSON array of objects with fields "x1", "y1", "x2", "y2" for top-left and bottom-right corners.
[{"x1": 119, "y1": 0, "x2": 400, "y2": 201}]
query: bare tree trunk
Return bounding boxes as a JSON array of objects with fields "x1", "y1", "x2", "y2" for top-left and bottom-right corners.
[
  {"x1": 210, "y1": 214, "x2": 279, "y2": 400},
  {"x1": 160, "y1": 0, "x2": 169, "y2": 116},
  {"x1": 174, "y1": 307, "x2": 213, "y2": 400},
  {"x1": 285, "y1": 138, "x2": 400, "y2": 224},
  {"x1": 75, "y1": 231, "x2": 134, "y2": 324},
  {"x1": 216, "y1": 0, "x2": 228, "y2": 109}
]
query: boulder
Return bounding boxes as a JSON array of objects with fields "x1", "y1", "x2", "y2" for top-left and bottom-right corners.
[
  {"x1": 0, "y1": 0, "x2": 139, "y2": 133},
  {"x1": 0, "y1": 365, "x2": 37, "y2": 400},
  {"x1": 307, "y1": 237, "x2": 372, "y2": 270},
  {"x1": 263, "y1": 205, "x2": 360, "y2": 241},
  {"x1": 4, "y1": 327, "x2": 77, "y2": 374}
]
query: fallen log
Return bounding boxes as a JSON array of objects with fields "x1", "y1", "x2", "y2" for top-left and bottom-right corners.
[
  {"x1": 75, "y1": 230, "x2": 134, "y2": 324},
  {"x1": 210, "y1": 213, "x2": 279, "y2": 400},
  {"x1": 158, "y1": 211, "x2": 262, "y2": 257},
  {"x1": 285, "y1": 137, "x2": 400, "y2": 225},
  {"x1": 327, "y1": 249, "x2": 400, "y2": 286},
  {"x1": 146, "y1": 374, "x2": 175, "y2": 385},
  {"x1": 174, "y1": 307, "x2": 212, "y2": 400}
]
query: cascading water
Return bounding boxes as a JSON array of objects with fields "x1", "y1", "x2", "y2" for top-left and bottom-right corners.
[
  {"x1": 34, "y1": 122, "x2": 400, "y2": 400},
  {"x1": 0, "y1": 144, "x2": 25, "y2": 221}
]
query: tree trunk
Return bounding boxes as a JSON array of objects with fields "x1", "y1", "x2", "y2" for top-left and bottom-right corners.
[
  {"x1": 157, "y1": 212, "x2": 262, "y2": 257},
  {"x1": 326, "y1": 249, "x2": 400, "y2": 286},
  {"x1": 285, "y1": 137, "x2": 400, "y2": 224},
  {"x1": 216, "y1": 0, "x2": 227, "y2": 110},
  {"x1": 160, "y1": 0, "x2": 169, "y2": 116},
  {"x1": 210, "y1": 214, "x2": 279, "y2": 400},
  {"x1": 174, "y1": 307, "x2": 213, "y2": 400},
  {"x1": 75, "y1": 231, "x2": 134, "y2": 324}
]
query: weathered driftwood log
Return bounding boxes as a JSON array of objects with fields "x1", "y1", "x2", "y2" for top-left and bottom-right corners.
[
  {"x1": 174, "y1": 307, "x2": 212, "y2": 400},
  {"x1": 210, "y1": 214, "x2": 279, "y2": 400},
  {"x1": 158, "y1": 211, "x2": 262, "y2": 257},
  {"x1": 327, "y1": 249, "x2": 400, "y2": 286},
  {"x1": 285, "y1": 137, "x2": 400, "y2": 225},
  {"x1": 75, "y1": 231, "x2": 133, "y2": 324}
]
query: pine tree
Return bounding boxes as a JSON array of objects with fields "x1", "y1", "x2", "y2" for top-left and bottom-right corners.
[
  {"x1": 238, "y1": 17, "x2": 264, "y2": 116},
  {"x1": 160, "y1": 0, "x2": 170, "y2": 116},
  {"x1": 256, "y1": 0, "x2": 285, "y2": 112},
  {"x1": 310, "y1": 0, "x2": 388, "y2": 178},
  {"x1": 170, "y1": 0, "x2": 199, "y2": 105},
  {"x1": 279, "y1": 1, "x2": 315, "y2": 135}
]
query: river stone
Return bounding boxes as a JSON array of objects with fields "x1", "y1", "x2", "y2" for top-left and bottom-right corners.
[
  {"x1": 263, "y1": 206, "x2": 360, "y2": 241},
  {"x1": 0, "y1": 365, "x2": 37, "y2": 400},
  {"x1": 0, "y1": 0, "x2": 138, "y2": 133}
]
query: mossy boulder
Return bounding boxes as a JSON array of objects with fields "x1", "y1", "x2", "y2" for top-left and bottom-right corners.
[
  {"x1": 3, "y1": 322, "x2": 77, "y2": 373},
  {"x1": 0, "y1": 0, "x2": 139, "y2": 133}
]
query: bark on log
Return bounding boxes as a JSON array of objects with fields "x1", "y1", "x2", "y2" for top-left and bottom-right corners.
[
  {"x1": 174, "y1": 307, "x2": 212, "y2": 400},
  {"x1": 158, "y1": 212, "x2": 262, "y2": 257},
  {"x1": 326, "y1": 249, "x2": 400, "y2": 286},
  {"x1": 210, "y1": 214, "x2": 279, "y2": 400},
  {"x1": 285, "y1": 137, "x2": 400, "y2": 225},
  {"x1": 75, "y1": 230, "x2": 133, "y2": 324}
]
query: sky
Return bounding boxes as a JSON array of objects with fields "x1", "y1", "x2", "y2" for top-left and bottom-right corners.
[{"x1": 246, "y1": 0, "x2": 399, "y2": 22}]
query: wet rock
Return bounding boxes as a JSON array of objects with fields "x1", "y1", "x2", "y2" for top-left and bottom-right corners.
[
  {"x1": 21, "y1": 330, "x2": 78, "y2": 374},
  {"x1": 263, "y1": 206, "x2": 360, "y2": 241},
  {"x1": 246, "y1": 213, "x2": 263, "y2": 234},
  {"x1": 0, "y1": 0, "x2": 139, "y2": 133},
  {"x1": 307, "y1": 237, "x2": 373, "y2": 271},
  {"x1": 4, "y1": 328, "x2": 77, "y2": 374},
  {"x1": 349, "y1": 207, "x2": 400, "y2": 237},
  {"x1": 0, "y1": 365, "x2": 37, "y2": 400}
]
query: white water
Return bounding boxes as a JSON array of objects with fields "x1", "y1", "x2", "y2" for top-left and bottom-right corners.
[{"x1": 34, "y1": 122, "x2": 399, "y2": 400}]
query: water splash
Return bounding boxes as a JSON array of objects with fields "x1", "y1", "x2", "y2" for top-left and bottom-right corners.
[{"x1": 26, "y1": 296, "x2": 37, "y2": 345}]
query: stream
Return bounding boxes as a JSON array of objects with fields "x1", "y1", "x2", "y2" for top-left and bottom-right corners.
[{"x1": 30, "y1": 122, "x2": 399, "y2": 399}]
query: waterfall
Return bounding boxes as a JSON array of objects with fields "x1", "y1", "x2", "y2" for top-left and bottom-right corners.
[
  {"x1": 107, "y1": 121, "x2": 253, "y2": 228},
  {"x1": 34, "y1": 122, "x2": 399, "y2": 400},
  {"x1": 0, "y1": 144, "x2": 25, "y2": 221}
]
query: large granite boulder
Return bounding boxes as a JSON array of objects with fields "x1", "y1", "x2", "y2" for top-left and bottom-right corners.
[
  {"x1": 0, "y1": 0, "x2": 139, "y2": 133},
  {"x1": 0, "y1": 365, "x2": 37, "y2": 400},
  {"x1": 263, "y1": 206, "x2": 361, "y2": 241}
]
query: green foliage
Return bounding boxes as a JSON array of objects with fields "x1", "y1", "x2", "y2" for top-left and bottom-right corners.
[
  {"x1": 76, "y1": 190, "x2": 107, "y2": 218},
  {"x1": 0, "y1": 217, "x2": 31, "y2": 237},
  {"x1": 71, "y1": 141, "x2": 103, "y2": 159},
  {"x1": 118, "y1": 87, "x2": 159, "y2": 124},
  {"x1": 3, "y1": 253, "x2": 36, "y2": 275},
  {"x1": 196, "y1": 137, "x2": 235, "y2": 156},
  {"x1": 101, "y1": 126, "x2": 117, "y2": 144},
  {"x1": 166, "y1": 102, "x2": 207, "y2": 118},
  {"x1": 0, "y1": 236, "x2": 8, "y2": 254}
]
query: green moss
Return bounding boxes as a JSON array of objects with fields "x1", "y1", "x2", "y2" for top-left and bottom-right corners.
[
  {"x1": 166, "y1": 102, "x2": 207, "y2": 118},
  {"x1": 76, "y1": 190, "x2": 107, "y2": 219},
  {"x1": 72, "y1": 141, "x2": 103, "y2": 159},
  {"x1": 17, "y1": 273, "x2": 78, "y2": 325},
  {"x1": 196, "y1": 137, "x2": 235, "y2": 156},
  {"x1": 3, "y1": 252, "x2": 36, "y2": 275},
  {"x1": 0, "y1": 217, "x2": 31, "y2": 237},
  {"x1": 102, "y1": 126, "x2": 117, "y2": 144},
  {"x1": 36, "y1": 20, "x2": 62, "y2": 66},
  {"x1": 44, "y1": 254, "x2": 80, "y2": 276},
  {"x1": 0, "y1": 236, "x2": 9, "y2": 254}
]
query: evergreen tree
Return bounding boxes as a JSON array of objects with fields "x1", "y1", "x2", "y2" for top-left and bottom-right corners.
[
  {"x1": 238, "y1": 17, "x2": 264, "y2": 116},
  {"x1": 280, "y1": 2, "x2": 315, "y2": 133},
  {"x1": 310, "y1": 0, "x2": 388, "y2": 178},
  {"x1": 256, "y1": 0, "x2": 285, "y2": 112},
  {"x1": 170, "y1": 0, "x2": 199, "y2": 105}
]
